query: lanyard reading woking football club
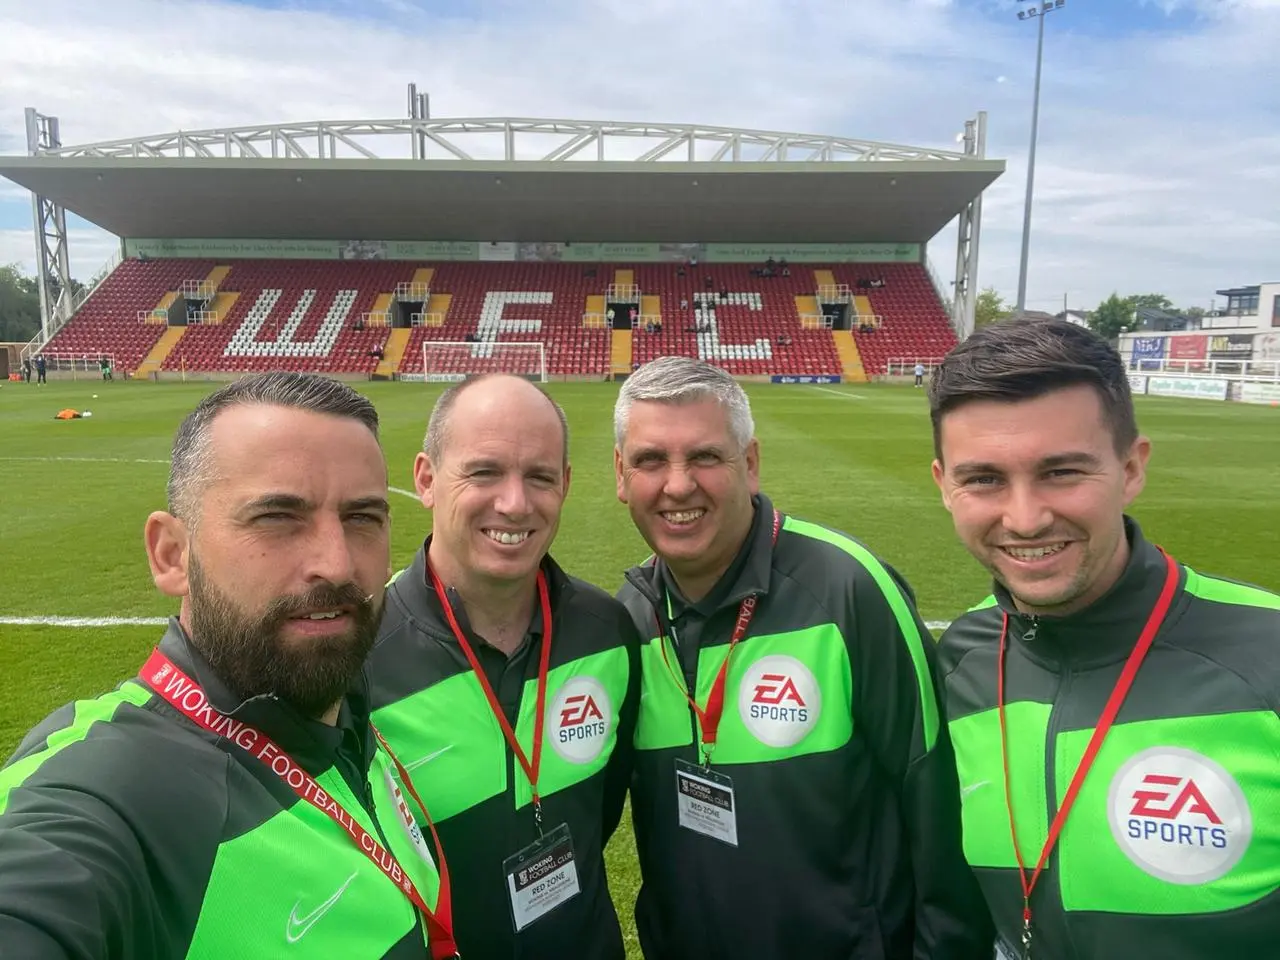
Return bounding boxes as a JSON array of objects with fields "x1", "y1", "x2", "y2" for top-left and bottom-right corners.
[
  {"x1": 657, "y1": 508, "x2": 781, "y2": 769},
  {"x1": 997, "y1": 549, "x2": 1180, "y2": 960},
  {"x1": 429, "y1": 564, "x2": 555, "y2": 834},
  {"x1": 138, "y1": 649, "x2": 460, "y2": 960}
]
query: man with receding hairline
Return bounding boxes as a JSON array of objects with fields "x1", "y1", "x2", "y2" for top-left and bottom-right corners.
[
  {"x1": 931, "y1": 318, "x2": 1280, "y2": 960},
  {"x1": 368, "y1": 373, "x2": 639, "y2": 960},
  {"x1": 0, "y1": 371, "x2": 447, "y2": 959}
]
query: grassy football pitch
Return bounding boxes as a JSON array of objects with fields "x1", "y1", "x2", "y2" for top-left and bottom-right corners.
[{"x1": 1, "y1": 377, "x2": 1277, "y2": 955}]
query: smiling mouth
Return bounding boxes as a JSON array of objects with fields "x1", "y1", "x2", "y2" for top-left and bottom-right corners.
[
  {"x1": 660, "y1": 509, "x2": 706, "y2": 525},
  {"x1": 999, "y1": 542, "x2": 1069, "y2": 561},
  {"x1": 484, "y1": 529, "x2": 531, "y2": 545}
]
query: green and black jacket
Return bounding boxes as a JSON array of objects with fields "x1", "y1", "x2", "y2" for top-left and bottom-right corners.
[
  {"x1": 616, "y1": 494, "x2": 993, "y2": 960},
  {"x1": 368, "y1": 542, "x2": 641, "y2": 960},
  {"x1": 939, "y1": 517, "x2": 1280, "y2": 959},
  {"x1": 0, "y1": 620, "x2": 439, "y2": 959}
]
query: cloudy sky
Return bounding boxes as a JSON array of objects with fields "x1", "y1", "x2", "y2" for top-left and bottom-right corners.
[{"x1": 0, "y1": 0, "x2": 1276, "y2": 313}]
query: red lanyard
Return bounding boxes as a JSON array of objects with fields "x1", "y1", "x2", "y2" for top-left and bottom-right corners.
[
  {"x1": 658, "y1": 509, "x2": 780, "y2": 767},
  {"x1": 429, "y1": 563, "x2": 554, "y2": 829},
  {"x1": 998, "y1": 549, "x2": 1180, "y2": 955},
  {"x1": 138, "y1": 649, "x2": 459, "y2": 960}
]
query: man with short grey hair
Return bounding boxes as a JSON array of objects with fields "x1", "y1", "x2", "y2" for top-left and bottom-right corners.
[{"x1": 614, "y1": 356, "x2": 991, "y2": 960}]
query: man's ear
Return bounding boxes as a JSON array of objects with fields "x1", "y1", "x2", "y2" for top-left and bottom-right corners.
[
  {"x1": 931, "y1": 459, "x2": 954, "y2": 512},
  {"x1": 145, "y1": 511, "x2": 190, "y2": 598},
  {"x1": 413, "y1": 452, "x2": 437, "y2": 509}
]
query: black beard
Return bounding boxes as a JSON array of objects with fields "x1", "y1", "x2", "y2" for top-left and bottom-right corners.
[{"x1": 187, "y1": 556, "x2": 382, "y2": 720}]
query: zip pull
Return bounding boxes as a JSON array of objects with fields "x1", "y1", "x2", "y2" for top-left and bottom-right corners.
[{"x1": 1022, "y1": 616, "x2": 1039, "y2": 644}]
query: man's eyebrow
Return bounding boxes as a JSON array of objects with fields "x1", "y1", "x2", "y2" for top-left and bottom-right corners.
[
  {"x1": 950, "y1": 452, "x2": 1103, "y2": 478},
  {"x1": 238, "y1": 493, "x2": 312, "y2": 514},
  {"x1": 342, "y1": 496, "x2": 390, "y2": 514},
  {"x1": 1038, "y1": 452, "x2": 1103, "y2": 470},
  {"x1": 950, "y1": 461, "x2": 1002, "y2": 479}
]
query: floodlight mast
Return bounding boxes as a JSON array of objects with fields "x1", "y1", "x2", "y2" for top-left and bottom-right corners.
[{"x1": 1014, "y1": 0, "x2": 1067, "y2": 314}]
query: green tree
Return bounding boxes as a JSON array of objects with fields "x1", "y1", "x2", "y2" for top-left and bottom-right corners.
[
  {"x1": 974, "y1": 287, "x2": 1010, "y2": 329},
  {"x1": 1089, "y1": 292, "x2": 1137, "y2": 341},
  {"x1": 1126, "y1": 293, "x2": 1174, "y2": 313},
  {"x1": 0, "y1": 264, "x2": 41, "y2": 343}
]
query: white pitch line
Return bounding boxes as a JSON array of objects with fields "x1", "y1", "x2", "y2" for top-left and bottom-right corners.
[
  {"x1": 0, "y1": 616, "x2": 168, "y2": 627},
  {"x1": 0, "y1": 455, "x2": 170, "y2": 464},
  {"x1": 389, "y1": 486, "x2": 418, "y2": 501},
  {"x1": 813, "y1": 386, "x2": 865, "y2": 400},
  {"x1": 0, "y1": 614, "x2": 956, "y2": 630}
]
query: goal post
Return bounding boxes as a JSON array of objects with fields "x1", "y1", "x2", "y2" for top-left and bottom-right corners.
[{"x1": 420, "y1": 340, "x2": 548, "y2": 383}]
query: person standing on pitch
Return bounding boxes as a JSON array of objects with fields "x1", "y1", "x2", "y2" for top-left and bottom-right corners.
[
  {"x1": 613, "y1": 356, "x2": 991, "y2": 960},
  {"x1": 0, "y1": 372, "x2": 455, "y2": 959},
  {"x1": 368, "y1": 374, "x2": 640, "y2": 959},
  {"x1": 929, "y1": 318, "x2": 1280, "y2": 960}
]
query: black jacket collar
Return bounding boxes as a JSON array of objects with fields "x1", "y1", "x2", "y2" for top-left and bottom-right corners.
[
  {"x1": 390, "y1": 536, "x2": 574, "y2": 645},
  {"x1": 627, "y1": 493, "x2": 779, "y2": 619},
  {"x1": 996, "y1": 516, "x2": 1183, "y2": 669},
  {"x1": 154, "y1": 618, "x2": 373, "y2": 775}
]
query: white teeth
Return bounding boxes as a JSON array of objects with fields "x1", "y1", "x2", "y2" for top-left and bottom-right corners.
[
  {"x1": 307, "y1": 611, "x2": 340, "y2": 620},
  {"x1": 485, "y1": 530, "x2": 530, "y2": 545},
  {"x1": 662, "y1": 510, "x2": 705, "y2": 524},
  {"x1": 1004, "y1": 543, "x2": 1068, "y2": 560}
]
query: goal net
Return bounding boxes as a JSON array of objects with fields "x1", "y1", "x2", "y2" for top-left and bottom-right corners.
[{"x1": 420, "y1": 340, "x2": 548, "y2": 383}]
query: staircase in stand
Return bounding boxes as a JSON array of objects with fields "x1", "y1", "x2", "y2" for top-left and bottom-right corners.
[
  {"x1": 375, "y1": 327, "x2": 412, "y2": 378},
  {"x1": 831, "y1": 330, "x2": 867, "y2": 383},
  {"x1": 610, "y1": 329, "x2": 633, "y2": 378},
  {"x1": 135, "y1": 327, "x2": 188, "y2": 378}
]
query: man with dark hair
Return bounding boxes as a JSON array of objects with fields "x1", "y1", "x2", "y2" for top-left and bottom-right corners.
[
  {"x1": 929, "y1": 318, "x2": 1280, "y2": 960},
  {"x1": 368, "y1": 373, "x2": 639, "y2": 959},
  {"x1": 614, "y1": 356, "x2": 992, "y2": 960},
  {"x1": 0, "y1": 372, "x2": 452, "y2": 960}
]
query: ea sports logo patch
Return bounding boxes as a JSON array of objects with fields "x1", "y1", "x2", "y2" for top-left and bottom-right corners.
[
  {"x1": 548, "y1": 676, "x2": 612, "y2": 765},
  {"x1": 1107, "y1": 746, "x2": 1252, "y2": 884},
  {"x1": 738, "y1": 655, "x2": 821, "y2": 748}
]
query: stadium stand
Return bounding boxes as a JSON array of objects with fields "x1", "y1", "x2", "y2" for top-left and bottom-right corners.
[
  {"x1": 400, "y1": 262, "x2": 613, "y2": 378},
  {"x1": 40, "y1": 259, "x2": 215, "y2": 373},
  {"x1": 833, "y1": 263, "x2": 958, "y2": 375},
  {"x1": 36, "y1": 258, "x2": 957, "y2": 380}
]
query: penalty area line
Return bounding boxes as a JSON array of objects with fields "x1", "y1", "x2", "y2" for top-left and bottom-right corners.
[{"x1": 812, "y1": 386, "x2": 865, "y2": 401}]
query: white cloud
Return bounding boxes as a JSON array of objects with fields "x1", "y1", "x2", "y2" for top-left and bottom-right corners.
[{"x1": 0, "y1": 0, "x2": 1276, "y2": 310}]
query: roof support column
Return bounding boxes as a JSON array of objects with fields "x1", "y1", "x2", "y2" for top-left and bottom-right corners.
[
  {"x1": 952, "y1": 111, "x2": 987, "y2": 340},
  {"x1": 25, "y1": 107, "x2": 73, "y2": 344}
]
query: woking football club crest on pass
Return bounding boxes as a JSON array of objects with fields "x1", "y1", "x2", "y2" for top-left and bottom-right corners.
[
  {"x1": 1106, "y1": 746, "x2": 1252, "y2": 884},
  {"x1": 548, "y1": 676, "x2": 612, "y2": 764},
  {"x1": 737, "y1": 655, "x2": 821, "y2": 748}
]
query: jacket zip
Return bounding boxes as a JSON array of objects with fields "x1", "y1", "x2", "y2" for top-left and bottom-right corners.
[{"x1": 625, "y1": 567, "x2": 703, "y2": 759}]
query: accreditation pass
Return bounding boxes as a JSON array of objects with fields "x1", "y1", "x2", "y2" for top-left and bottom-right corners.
[
  {"x1": 675, "y1": 758, "x2": 738, "y2": 847},
  {"x1": 503, "y1": 823, "x2": 581, "y2": 931}
]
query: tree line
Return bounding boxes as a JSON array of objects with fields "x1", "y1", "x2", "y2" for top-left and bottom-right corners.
[
  {"x1": 975, "y1": 288, "x2": 1206, "y2": 341},
  {"x1": 0, "y1": 264, "x2": 88, "y2": 343}
]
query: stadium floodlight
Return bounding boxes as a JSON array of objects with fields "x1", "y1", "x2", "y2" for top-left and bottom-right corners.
[{"x1": 1014, "y1": 0, "x2": 1068, "y2": 314}]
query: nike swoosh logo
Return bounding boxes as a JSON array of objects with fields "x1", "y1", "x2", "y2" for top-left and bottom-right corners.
[
  {"x1": 960, "y1": 780, "x2": 991, "y2": 799},
  {"x1": 286, "y1": 871, "x2": 358, "y2": 944},
  {"x1": 404, "y1": 743, "x2": 454, "y2": 772}
]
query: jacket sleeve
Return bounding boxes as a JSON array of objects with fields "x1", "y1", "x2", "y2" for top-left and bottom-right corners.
[
  {"x1": 0, "y1": 779, "x2": 151, "y2": 960},
  {"x1": 601, "y1": 607, "x2": 642, "y2": 844},
  {"x1": 847, "y1": 561, "x2": 994, "y2": 960}
]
